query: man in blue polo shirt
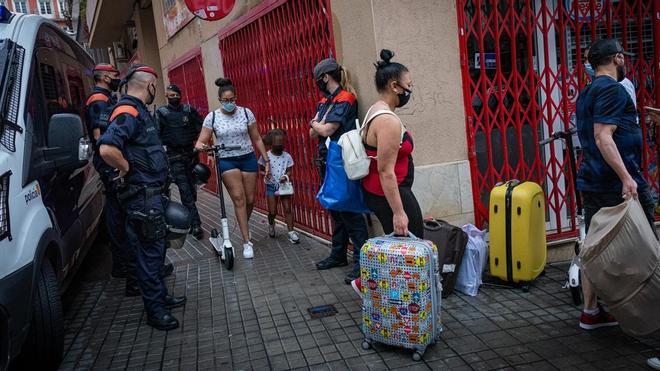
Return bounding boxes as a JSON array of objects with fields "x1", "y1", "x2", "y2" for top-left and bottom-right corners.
[{"x1": 576, "y1": 39, "x2": 657, "y2": 330}]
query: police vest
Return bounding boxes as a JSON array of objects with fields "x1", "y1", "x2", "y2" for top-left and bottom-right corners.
[
  {"x1": 109, "y1": 103, "x2": 168, "y2": 186},
  {"x1": 85, "y1": 92, "x2": 114, "y2": 134},
  {"x1": 157, "y1": 105, "x2": 198, "y2": 149}
]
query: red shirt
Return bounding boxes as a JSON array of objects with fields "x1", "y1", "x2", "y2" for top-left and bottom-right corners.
[{"x1": 363, "y1": 131, "x2": 415, "y2": 196}]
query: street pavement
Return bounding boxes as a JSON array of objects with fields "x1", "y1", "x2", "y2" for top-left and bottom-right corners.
[{"x1": 58, "y1": 189, "x2": 660, "y2": 370}]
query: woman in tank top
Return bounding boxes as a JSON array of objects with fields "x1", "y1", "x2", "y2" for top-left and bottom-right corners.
[{"x1": 361, "y1": 49, "x2": 423, "y2": 238}]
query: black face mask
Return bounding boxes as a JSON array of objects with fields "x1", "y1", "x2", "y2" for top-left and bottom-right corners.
[
  {"x1": 168, "y1": 98, "x2": 181, "y2": 107},
  {"x1": 316, "y1": 78, "x2": 329, "y2": 95},
  {"x1": 271, "y1": 145, "x2": 284, "y2": 155},
  {"x1": 396, "y1": 87, "x2": 412, "y2": 108},
  {"x1": 108, "y1": 78, "x2": 121, "y2": 92}
]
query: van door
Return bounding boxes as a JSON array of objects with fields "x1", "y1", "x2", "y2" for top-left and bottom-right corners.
[{"x1": 25, "y1": 25, "x2": 101, "y2": 280}]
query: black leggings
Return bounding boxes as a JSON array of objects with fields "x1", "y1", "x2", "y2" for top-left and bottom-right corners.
[{"x1": 365, "y1": 186, "x2": 424, "y2": 239}]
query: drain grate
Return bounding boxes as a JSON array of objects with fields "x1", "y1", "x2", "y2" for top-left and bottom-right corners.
[{"x1": 307, "y1": 304, "x2": 338, "y2": 319}]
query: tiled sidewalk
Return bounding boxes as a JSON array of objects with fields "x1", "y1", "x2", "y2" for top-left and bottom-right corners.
[{"x1": 59, "y1": 189, "x2": 660, "y2": 370}]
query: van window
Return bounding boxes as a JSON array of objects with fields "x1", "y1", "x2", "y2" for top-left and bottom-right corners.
[{"x1": 24, "y1": 25, "x2": 94, "y2": 184}]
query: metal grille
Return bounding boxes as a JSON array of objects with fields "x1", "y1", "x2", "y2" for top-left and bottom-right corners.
[
  {"x1": 219, "y1": 0, "x2": 335, "y2": 239},
  {"x1": 457, "y1": 0, "x2": 658, "y2": 240},
  {"x1": 167, "y1": 54, "x2": 218, "y2": 192},
  {"x1": 0, "y1": 171, "x2": 12, "y2": 241},
  {"x1": 1, "y1": 45, "x2": 25, "y2": 153}
]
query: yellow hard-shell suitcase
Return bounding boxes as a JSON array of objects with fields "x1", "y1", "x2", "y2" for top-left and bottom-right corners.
[{"x1": 489, "y1": 180, "x2": 547, "y2": 284}]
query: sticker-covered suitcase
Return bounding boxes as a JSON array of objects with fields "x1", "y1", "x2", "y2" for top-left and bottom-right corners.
[{"x1": 359, "y1": 234, "x2": 442, "y2": 361}]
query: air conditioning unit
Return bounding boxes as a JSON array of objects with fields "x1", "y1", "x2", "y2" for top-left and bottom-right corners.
[{"x1": 113, "y1": 42, "x2": 127, "y2": 62}]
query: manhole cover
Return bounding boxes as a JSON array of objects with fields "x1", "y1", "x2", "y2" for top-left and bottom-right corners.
[{"x1": 308, "y1": 304, "x2": 338, "y2": 319}]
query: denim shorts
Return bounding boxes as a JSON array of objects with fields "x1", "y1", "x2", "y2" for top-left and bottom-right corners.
[
  {"x1": 265, "y1": 183, "x2": 278, "y2": 197},
  {"x1": 217, "y1": 152, "x2": 258, "y2": 174}
]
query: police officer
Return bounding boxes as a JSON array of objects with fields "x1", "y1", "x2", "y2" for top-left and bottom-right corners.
[
  {"x1": 155, "y1": 84, "x2": 204, "y2": 239},
  {"x1": 98, "y1": 64, "x2": 185, "y2": 331},
  {"x1": 310, "y1": 58, "x2": 368, "y2": 284},
  {"x1": 85, "y1": 64, "x2": 126, "y2": 278}
]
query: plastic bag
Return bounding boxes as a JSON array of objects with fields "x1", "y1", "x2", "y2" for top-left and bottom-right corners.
[
  {"x1": 317, "y1": 141, "x2": 370, "y2": 213},
  {"x1": 454, "y1": 224, "x2": 488, "y2": 296}
]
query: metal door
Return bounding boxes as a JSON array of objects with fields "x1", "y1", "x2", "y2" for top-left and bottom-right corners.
[
  {"x1": 218, "y1": 0, "x2": 335, "y2": 239},
  {"x1": 457, "y1": 0, "x2": 658, "y2": 240}
]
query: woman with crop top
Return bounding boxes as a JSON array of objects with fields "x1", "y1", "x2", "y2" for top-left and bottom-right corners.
[
  {"x1": 361, "y1": 49, "x2": 423, "y2": 238},
  {"x1": 195, "y1": 78, "x2": 270, "y2": 260}
]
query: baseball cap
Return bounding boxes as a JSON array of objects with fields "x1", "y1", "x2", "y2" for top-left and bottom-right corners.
[
  {"x1": 587, "y1": 39, "x2": 634, "y2": 65},
  {"x1": 313, "y1": 58, "x2": 340, "y2": 80},
  {"x1": 166, "y1": 84, "x2": 181, "y2": 94}
]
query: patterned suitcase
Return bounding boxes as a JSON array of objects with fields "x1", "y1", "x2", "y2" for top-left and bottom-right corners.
[{"x1": 359, "y1": 234, "x2": 442, "y2": 361}]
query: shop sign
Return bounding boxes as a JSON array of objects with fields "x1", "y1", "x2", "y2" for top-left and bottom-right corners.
[
  {"x1": 474, "y1": 52, "x2": 496, "y2": 70},
  {"x1": 184, "y1": 0, "x2": 235, "y2": 21},
  {"x1": 163, "y1": 0, "x2": 195, "y2": 39},
  {"x1": 565, "y1": 0, "x2": 604, "y2": 22}
]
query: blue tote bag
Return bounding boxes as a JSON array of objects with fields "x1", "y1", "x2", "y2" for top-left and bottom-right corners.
[{"x1": 317, "y1": 141, "x2": 370, "y2": 213}]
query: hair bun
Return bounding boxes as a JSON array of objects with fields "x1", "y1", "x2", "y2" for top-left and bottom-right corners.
[
  {"x1": 375, "y1": 49, "x2": 395, "y2": 68},
  {"x1": 215, "y1": 77, "x2": 233, "y2": 87}
]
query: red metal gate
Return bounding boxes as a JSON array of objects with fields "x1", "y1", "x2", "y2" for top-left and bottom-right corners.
[
  {"x1": 167, "y1": 51, "x2": 219, "y2": 192},
  {"x1": 457, "y1": 0, "x2": 659, "y2": 240},
  {"x1": 218, "y1": 0, "x2": 335, "y2": 239}
]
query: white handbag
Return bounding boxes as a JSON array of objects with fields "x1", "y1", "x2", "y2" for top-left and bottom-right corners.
[{"x1": 275, "y1": 175, "x2": 294, "y2": 196}]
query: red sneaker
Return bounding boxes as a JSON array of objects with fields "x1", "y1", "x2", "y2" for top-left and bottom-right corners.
[
  {"x1": 579, "y1": 307, "x2": 618, "y2": 330},
  {"x1": 351, "y1": 278, "x2": 362, "y2": 297}
]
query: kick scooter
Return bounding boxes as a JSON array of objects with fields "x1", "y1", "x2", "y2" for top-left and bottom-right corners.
[
  {"x1": 199, "y1": 143, "x2": 241, "y2": 270},
  {"x1": 539, "y1": 127, "x2": 584, "y2": 305}
]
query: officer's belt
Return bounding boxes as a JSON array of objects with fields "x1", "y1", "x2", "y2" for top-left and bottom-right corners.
[{"x1": 117, "y1": 184, "x2": 164, "y2": 205}]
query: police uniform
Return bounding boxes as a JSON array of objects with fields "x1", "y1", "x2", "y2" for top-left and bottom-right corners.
[
  {"x1": 97, "y1": 95, "x2": 171, "y2": 319},
  {"x1": 155, "y1": 103, "x2": 203, "y2": 233},
  {"x1": 84, "y1": 86, "x2": 127, "y2": 277},
  {"x1": 314, "y1": 86, "x2": 368, "y2": 278}
]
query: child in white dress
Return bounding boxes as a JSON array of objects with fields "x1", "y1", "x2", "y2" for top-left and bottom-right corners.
[{"x1": 259, "y1": 129, "x2": 300, "y2": 244}]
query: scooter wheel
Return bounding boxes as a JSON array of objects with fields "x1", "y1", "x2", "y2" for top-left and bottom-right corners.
[
  {"x1": 571, "y1": 285, "x2": 582, "y2": 306},
  {"x1": 224, "y1": 247, "x2": 234, "y2": 270}
]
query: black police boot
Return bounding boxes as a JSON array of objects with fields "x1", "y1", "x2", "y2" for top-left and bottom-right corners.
[
  {"x1": 125, "y1": 282, "x2": 141, "y2": 297},
  {"x1": 315, "y1": 256, "x2": 348, "y2": 270},
  {"x1": 191, "y1": 226, "x2": 204, "y2": 240},
  {"x1": 165, "y1": 295, "x2": 187, "y2": 309},
  {"x1": 162, "y1": 263, "x2": 174, "y2": 278},
  {"x1": 344, "y1": 267, "x2": 360, "y2": 285},
  {"x1": 147, "y1": 312, "x2": 179, "y2": 331}
]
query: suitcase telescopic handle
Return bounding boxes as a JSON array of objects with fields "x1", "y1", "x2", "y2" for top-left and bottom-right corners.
[{"x1": 386, "y1": 232, "x2": 419, "y2": 239}]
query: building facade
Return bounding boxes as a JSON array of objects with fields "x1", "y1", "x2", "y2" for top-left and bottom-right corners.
[
  {"x1": 3, "y1": 0, "x2": 71, "y2": 30},
  {"x1": 86, "y1": 0, "x2": 659, "y2": 246}
]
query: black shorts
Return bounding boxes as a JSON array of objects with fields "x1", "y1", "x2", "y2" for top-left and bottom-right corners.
[{"x1": 582, "y1": 184, "x2": 656, "y2": 236}]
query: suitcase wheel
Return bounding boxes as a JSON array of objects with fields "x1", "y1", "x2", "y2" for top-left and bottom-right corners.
[
  {"x1": 412, "y1": 351, "x2": 423, "y2": 362},
  {"x1": 361, "y1": 340, "x2": 372, "y2": 350}
]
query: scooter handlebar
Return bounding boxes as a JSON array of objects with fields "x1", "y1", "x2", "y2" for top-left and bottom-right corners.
[
  {"x1": 195, "y1": 144, "x2": 242, "y2": 153},
  {"x1": 539, "y1": 128, "x2": 577, "y2": 146}
]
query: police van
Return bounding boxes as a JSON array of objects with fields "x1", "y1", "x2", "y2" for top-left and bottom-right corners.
[{"x1": 0, "y1": 7, "x2": 104, "y2": 369}]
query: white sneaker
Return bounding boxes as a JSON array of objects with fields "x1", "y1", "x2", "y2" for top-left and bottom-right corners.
[
  {"x1": 648, "y1": 358, "x2": 660, "y2": 370},
  {"x1": 269, "y1": 224, "x2": 276, "y2": 238},
  {"x1": 288, "y1": 231, "x2": 300, "y2": 244},
  {"x1": 243, "y1": 242, "x2": 254, "y2": 259}
]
